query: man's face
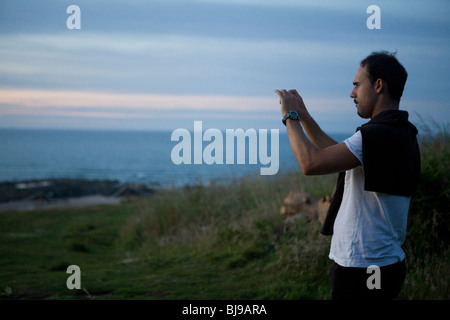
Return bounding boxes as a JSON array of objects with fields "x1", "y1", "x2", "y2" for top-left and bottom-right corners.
[{"x1": 350, "y1": 66, "x2": 377, "y2": 119}]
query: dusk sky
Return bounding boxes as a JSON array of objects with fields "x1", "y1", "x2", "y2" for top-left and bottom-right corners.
[{"x1": 0, "y1": 0, "x2": 448, "y2": 133}]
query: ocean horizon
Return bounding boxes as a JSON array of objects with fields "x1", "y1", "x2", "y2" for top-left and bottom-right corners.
[{"x1": 0, "y1": 128, "x2": 352, "y2": 187}]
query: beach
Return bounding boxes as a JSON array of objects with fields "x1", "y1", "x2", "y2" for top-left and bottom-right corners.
[{"x1": 0, "y1": 178, "x2": 154, "y2": 211}]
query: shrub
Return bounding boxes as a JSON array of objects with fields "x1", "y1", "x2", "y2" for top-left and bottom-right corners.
[{"x1": 405, "y1": 119, "x2": 450, "y2": 258}]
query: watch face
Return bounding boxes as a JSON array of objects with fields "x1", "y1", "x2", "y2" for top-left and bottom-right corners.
[{"x1": 289, "y1": 111, "x2": 298, "y2": 117}]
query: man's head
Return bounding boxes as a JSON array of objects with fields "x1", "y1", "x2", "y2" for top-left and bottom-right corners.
[{"x1": 350, "y1": 51, "x2": 408, "y2": 119}]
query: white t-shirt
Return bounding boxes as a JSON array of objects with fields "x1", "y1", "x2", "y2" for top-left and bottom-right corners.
[{"x1": 329, "y1": 130, "x2": 411, "y2": 268}]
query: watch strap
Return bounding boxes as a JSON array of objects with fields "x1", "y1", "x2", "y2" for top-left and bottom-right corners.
[{"x1": 282, "y1": 111, "x2": 299, "y2": 126}]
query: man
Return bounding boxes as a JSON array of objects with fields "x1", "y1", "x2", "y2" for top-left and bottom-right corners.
[{"x1": 275, "y1": 51, "x2": 420, "y2": 300}]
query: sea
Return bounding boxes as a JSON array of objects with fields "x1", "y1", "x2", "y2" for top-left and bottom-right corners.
[{"x1": 0, "y1": 129, "x2": 351, "y2": 187}]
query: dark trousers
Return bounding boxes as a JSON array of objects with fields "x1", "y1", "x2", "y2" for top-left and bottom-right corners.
[{"x1": 330, "y1": 260, "x2": 406, "y2": 300}]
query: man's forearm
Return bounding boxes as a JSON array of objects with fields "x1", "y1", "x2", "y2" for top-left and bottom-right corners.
[
  {"x1": 285, "y1": 118, "x2": 319, "y2": 174},
  {"x1": 300, "y1": 116, "x2": 338, "y2": 149},
  {"x1": 276, "y1": 89, "x2": 361, "y2": 176}
]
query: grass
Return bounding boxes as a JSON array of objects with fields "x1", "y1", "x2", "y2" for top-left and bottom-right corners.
[{"x1": 0, "y1": 121, "x2": 448, "y2": 300}]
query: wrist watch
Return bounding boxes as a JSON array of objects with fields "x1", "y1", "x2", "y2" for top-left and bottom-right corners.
[{"x1": 282, "y1": 110, "x2": 299, "y2": 126}]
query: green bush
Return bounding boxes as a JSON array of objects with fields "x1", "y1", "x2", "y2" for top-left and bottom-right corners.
[{"x1": 405, "y1": 120, "x2": 450, "y2": 258}]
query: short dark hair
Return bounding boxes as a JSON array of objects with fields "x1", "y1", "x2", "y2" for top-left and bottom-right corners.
[{"x1": 360, "y1": 51, "x2": 408, "y2": 102}]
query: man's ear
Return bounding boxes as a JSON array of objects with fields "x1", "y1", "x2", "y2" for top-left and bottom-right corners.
[{"x1": 374, "y1": 78, "x2": 385, "y2": 94}]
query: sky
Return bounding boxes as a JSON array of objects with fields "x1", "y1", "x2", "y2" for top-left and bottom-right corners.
[{"x1": 0, "y1": 0, "x2": 448, "y2": 133}]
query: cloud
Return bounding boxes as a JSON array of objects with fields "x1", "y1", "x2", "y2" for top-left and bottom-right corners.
[
  {"x1": 0, "y1": 88, "x2": 353, "y2": 122},
  {"x1": 0, "y1": 0, "x2": 447, "y2": 131},
  {"x1": 0, "y1": 31, "x2": 363, "y2": 96},
  {"x1": 0, "y1": 88, "x2": 275, "y2": 111}
]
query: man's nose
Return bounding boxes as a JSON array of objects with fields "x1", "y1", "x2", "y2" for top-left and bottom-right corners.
[{"x1": 350, "y1": 89, "x2": 356, "y2": 98}]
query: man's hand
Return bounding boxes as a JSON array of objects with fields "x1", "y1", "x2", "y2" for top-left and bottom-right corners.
[{"x1": 274, "y1": 89, "x2": 311, "y2": 120}]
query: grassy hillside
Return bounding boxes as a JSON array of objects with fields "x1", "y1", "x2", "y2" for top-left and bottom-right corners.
[{"x1": 0, "y1": 122, "x2": 448, "y2": 300}]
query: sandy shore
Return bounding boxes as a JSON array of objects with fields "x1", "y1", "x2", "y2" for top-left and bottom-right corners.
[
  {"x1": 0, "y1": 195, "x2": 124, "y2": 211},
  {"x1": 0, "y1": 178, "x2": 153, "y2": 212}
]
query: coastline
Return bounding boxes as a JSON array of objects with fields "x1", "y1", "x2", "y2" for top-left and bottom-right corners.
[{"x1": 0, "y1": 178, "x2": 154, "y2": 212}]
